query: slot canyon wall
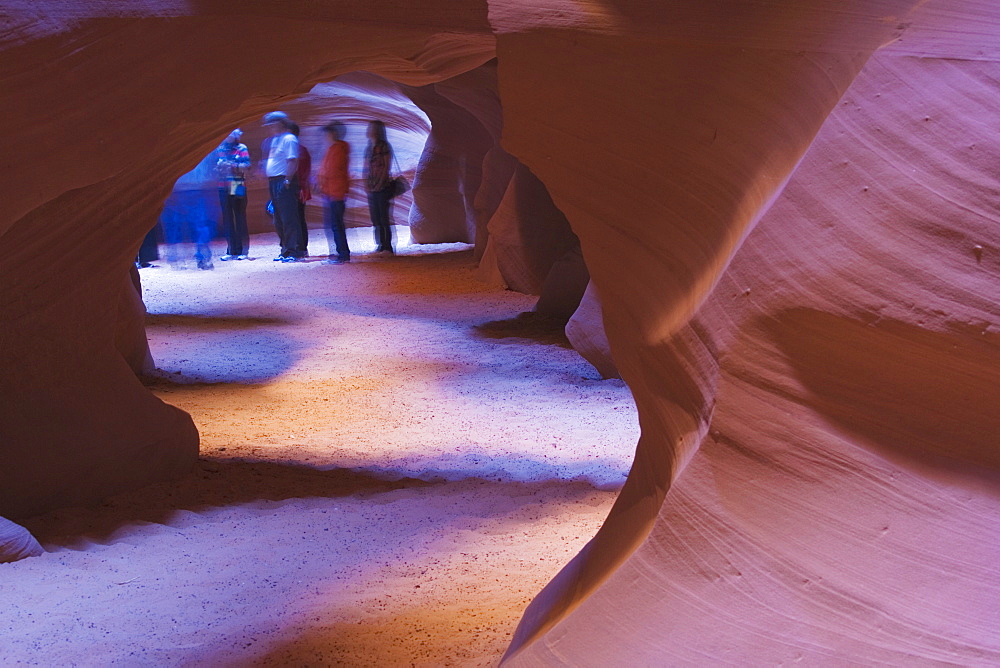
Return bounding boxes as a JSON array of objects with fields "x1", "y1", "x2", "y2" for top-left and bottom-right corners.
[
  {"x1": 1, "y1": 0, "x2": 998, "y2": 663},
  {"x1": 502, "y1": 13, "x2": 1000, "y2": 662}
]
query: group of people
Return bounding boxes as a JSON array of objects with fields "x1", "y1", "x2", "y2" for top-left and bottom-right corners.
[
  {"x1": 142, "y1": 112, "x2": 401, "y2": 270},
  {"x1": 215, "y1": 111, "x2": 399, "y2": 266}
]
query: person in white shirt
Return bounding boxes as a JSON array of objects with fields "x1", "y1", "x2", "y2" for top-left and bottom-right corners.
[{"x1": 262, "y1": 111, "x2": 305, "y2": 261}]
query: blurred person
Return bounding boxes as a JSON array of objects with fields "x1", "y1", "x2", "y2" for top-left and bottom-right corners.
[
  {"x1": 316, "y1": 122, "x2": 351, "y2": 264},
  {"x1": 289, "y1": 122, "x2": 312, "y2": 257},
  {"x1": 216, "y1": 128, "x2": 251, "y2": 261},
  {"x1": 263, "y1": 111, "x2": 305, "y2": 262},
  {"x1": 161, "y1": 150, "x2": 219, "y2": 270},
  {"x1": 364, "y1": 120, "x2": 394, "y2": 254},
  {"x1": 260, "y1": 125, "x2": 276, "y2": 236}
]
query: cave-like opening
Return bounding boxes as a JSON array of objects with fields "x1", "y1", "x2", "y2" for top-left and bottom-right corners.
[{"x1": 3, "y1": 68, "x2": 640, "y2": 664}]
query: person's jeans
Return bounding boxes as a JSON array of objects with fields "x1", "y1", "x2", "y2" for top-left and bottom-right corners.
[
  {"x1": 269, "y1": 176, "x2": 304, "y2": 257},
  {"x1": 218, "y1": 189, "x2": 249, "y2": 256},
  {"x1": 367, "y1": 188, "x2": 393, "y2": 252},
  {"x1": 298, "y1": 199, "x2": 309, "y2": 254},
  {"x1": 161, "y1": 189, "x2": 214, "y2": 266},
  {"x1": 324, "y1": 198, "x2": 350, "y2": 261}
]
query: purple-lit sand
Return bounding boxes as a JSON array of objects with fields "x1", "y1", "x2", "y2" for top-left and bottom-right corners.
[{"x1": 2, "y1": 230, "x2": 637, "y2": 665}]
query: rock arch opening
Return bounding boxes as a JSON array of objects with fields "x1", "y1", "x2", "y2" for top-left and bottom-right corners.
[
  {"x1": 3, "y1": 3, "x2": 1000, "y2": 665},
  {"x1": 2, "y1": 33, "x2": 633, "y2": 662}
]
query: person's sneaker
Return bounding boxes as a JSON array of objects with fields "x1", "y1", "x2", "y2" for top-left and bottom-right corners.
[
  {"x1": 236, "y1": 255, "x2": 249, "y2": 261},
  {"x1": 198, "y1": 261, "x2": 214, "y2": 270},
  {"x1": 273, "y1": 256, "x2": 284, "y2": 262},
  {"x1": 281, "y1": 256, "x2": 299, "y2": 263},
  {"x1": 219, "y1": 254, "x2": 235, "y2": 261},
  {"x1": 323, "y1": 258, "x2": 347, "y2": 265}
]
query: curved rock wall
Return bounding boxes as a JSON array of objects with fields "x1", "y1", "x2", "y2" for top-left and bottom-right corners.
[
  {"x1": 494, "y1": 1, "x2": 1000, "y2": 662},
  {"x1": 564, "y1": 283, "x2": 618, "y2": 379},
  {"x1": 506, "y1": 45, "x2": 1000, "y2": 663},
  {"x1": 0, "y1": 517, "x2": 44, "y2": 564},
  {"x1": 477, "y1": 162, "x2": 580, "y2": 295},
  {"x1": 1, "y1": 2, "x2": 998, "y2": 663},
  {"x1": 404, "y1": 76, "x2": 493, "y2": 244},
  {"x1": 405, "y1": 60, "x2": 587, "y2": 317}
]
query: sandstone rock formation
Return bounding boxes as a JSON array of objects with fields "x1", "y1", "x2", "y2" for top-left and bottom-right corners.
[
  {"x1": 565, "y1": 283, "x2": 619, "y2": 379},
  {"x1": 495, "y1": 2, "x2": 1000, "y2": 663},
  {"x1": 0, "y1": 517, "x2": 44, "y2": 564},
  {"x1": 0, "y1": 2, "x2": 494, "y2": 524},
  {"x1": 403, "y1": 77, "x2": 492, "y2": 244},
  {"x1": 1, "y1": 0, "x2": 997, "y2": 662},
  {"x1": 403, "y1": 60, "x2": 589, "y2": 319},
  {"x1": 477, "y1": 162, "x2": 581, "y2": 296},
  {"x1": 506, "y1": 37, "x2": 1000, "y2": 661}
]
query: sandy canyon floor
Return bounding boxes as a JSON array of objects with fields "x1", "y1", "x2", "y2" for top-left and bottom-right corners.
[{"x1": 1, "y1": 229, "x2": 639, "y2": 666}]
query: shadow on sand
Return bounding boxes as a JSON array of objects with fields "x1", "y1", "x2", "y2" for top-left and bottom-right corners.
[
  {"x1": 22, "y1": 455, "x2": 614, "y2": 552},
  {"x1": 145, "y1": 313, "x2": 302, "y2": 330},
  {"x1": 472, "y1": 311, "x2": 572, "y2": 348},
  {"x1": 22, "y1": 459, "x2": 432, "y2": 549}
]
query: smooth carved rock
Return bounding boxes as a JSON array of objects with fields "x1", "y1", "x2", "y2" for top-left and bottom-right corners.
[
  {"x1": 477, "y1": 163, "x2": 579, "y2": 295},
  {"x1": 432, "y1": 61, "x2": 510, "y2": 252},
  {"x1": 497, "y1": 3, "x2": 1000, "y2": 664},
  {"x1": 473, "y1": 147, "x2": 520, "y2": 260},
  {"x1": 506, "y1": 44, "x2": 1000, "y2": 663},
  {"x1": 405, "y1": 81, "x2": 493, "y2": 244},
  {"x1": 1, "y1": 1, "x2": 999, "y2": 664},
  {"x1": 533, "y1": 244, "x2": 589, "y2": 322},
  {"x1": 0, "y1": 517, "x2": 44, "y2": 564},
  {"x1": 565, "y1": 282, "x2": 619, "y2": 380},
  {"x1": 119, "y1": 265, "x2": 156, "y2": 376}
]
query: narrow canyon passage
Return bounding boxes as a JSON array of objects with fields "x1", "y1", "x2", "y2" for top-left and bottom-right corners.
[{"x1": 0, "y1": 233, "x2": 638, "y2": 666}]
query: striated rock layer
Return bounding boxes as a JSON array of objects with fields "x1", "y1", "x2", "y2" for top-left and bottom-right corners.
[
  {"x1": 506, "y1": 45, "x2": 1000, "y2": 663},
  {"x1": 0, "y1": 517, "x2": 44, "y2": 564},
  {"x1": 495, "y1": 2, "x2": 1000, "y2": 664},
  {"x1": 1, "y1": 0, "x2": 998, "y2": 661}
]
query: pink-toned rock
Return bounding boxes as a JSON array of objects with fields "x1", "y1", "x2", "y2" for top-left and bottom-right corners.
[
  {"x1": 477, "y1": 163, "x2": 579, "y2": 295},
  {"x1": 473, "y1": 147, "x2": 520, "y2": 260},
  {"x1": 565, "y1": 282, "x2": 619, "y2": 379},
  {"x1": 0, "y1": 517, "x2": 43, "y2": 564},
  {"x1": 498, "y1": 2, "x2": 1000, "y2": 663},
  {"x1": 404, "y1": 81, "x2": 493, "y2": 243},
  {"x1": 533, "y1": 244, "x2": 589, "y2": 321},
  {"x1": 433, "y1": 61, "x2": 510, "y2": 251},
  {"x1": 2, "y1": 1, "x2": 999, "y2": 665}
]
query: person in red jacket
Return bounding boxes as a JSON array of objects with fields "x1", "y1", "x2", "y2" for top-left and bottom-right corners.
[{"x1": 316, "y1": 122, "x2": 352, "y2": 263}]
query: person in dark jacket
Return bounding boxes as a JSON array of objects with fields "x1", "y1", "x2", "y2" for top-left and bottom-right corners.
[{"x1": 364, "y1": 120, "x2": 394, "y2": 254}]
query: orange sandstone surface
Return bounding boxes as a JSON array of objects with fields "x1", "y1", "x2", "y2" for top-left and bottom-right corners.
[
  {"x1": 1, "y1": 238, "x2": 637, "y2": 664},
  {"x1": 2, "y1": 2, "x2": 999, "y2": 664}
]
